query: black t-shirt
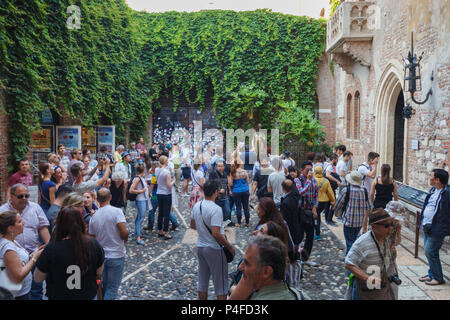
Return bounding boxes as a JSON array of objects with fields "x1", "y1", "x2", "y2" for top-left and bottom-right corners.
[
  {"x1": 36, "y1": 237, "x2": 104, "y2": 300},
  {"x1": 110, "y1": 181, "x2": 125, "y2": 208},
  {"x1": 209, "y1": 170, "x2": 229, "y2": 201},
  {"x1": 253, "y1": 170, "x2": 270, "y2": 198},
  {"x1": 149, "y1": 148, "x2": 158, "y2": 161}
]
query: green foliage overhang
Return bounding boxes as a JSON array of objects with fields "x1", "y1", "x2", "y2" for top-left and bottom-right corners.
[{"x1": 0, "y1": 0, "x2": 326, "y2": 170}]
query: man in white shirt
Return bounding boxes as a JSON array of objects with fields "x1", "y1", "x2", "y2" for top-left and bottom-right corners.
[
  {"x1": 89, "y1": 188, "x2": 129, "y2": 300},
  {"x1": 357, "y1": 152, "x2": 380, "y2": 194},
  {"x1": 190, "y1": 180, "x2": 235, "y2": 300},
  {"x1": 336, "y1": 151, "x2": 353, "y2": 184},
  {"x1": 281, "y1": 151, "x2": 295, "y2": 174},
  {"x1": 267, "y1": 156, "x2": 286, "y2": 207},
  {"x1": 419, "y1": 169, "x2": 449, "y2": 286}
]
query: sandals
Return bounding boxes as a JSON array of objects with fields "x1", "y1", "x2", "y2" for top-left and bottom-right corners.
[
  {"x1": 135, "y1": 239, "x2": 145, "y2": 245},
  {"x1": 419, "y1": 275, "x2": 431, "y2": 282},
  {"x1": 163, "y1": 235, "x2": 172, "y2": 240},
  {"x1": 425, "y1": 279, "x2": 445, "y2": 286}
]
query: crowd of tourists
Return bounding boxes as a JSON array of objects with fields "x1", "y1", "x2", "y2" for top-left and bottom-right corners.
[{"x1": 0, "y1": 138, "x2": 448, "y2": 301}]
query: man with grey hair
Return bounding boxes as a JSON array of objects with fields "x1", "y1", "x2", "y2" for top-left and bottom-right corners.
[
  {"x1": 114, "y1": 145, "x2": 125, "y2": 163},
  {"x1": 0, "y1": 183, "x2": 50, "y2": 300},
  {"x1": 267, "y1": 155, "x2": 286, "y2": 207},
  {"x1": 238, "y1": 235, "x2": 302, "y2": 300}
]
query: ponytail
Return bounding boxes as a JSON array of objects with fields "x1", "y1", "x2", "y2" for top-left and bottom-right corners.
[{"x1": 38, "y1": 162, "x2": 50, "y2": 185}]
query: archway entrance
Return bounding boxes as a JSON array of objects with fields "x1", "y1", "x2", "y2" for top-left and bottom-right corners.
[
  {"x1": 375, "y1": 61, "x2": 408, "y2": 183},
  {"x1": 393, "y1": 91, "x2": 405, "y2": 182}
]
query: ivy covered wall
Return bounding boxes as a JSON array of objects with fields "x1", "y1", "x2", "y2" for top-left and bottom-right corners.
[{"x1": 0, "y1": 0, "x2": 326, "y2": 171}]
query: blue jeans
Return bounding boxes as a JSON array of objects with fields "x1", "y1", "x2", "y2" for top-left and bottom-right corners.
[
  {"x1": 135, "y1": 200, "x2": 147, "y2": 238},
  {"x1": 233, "y1": 191, "x2": 250, "y2": 225},
  {"x1": 423, "y1": 232, "x2": 445, "y2": 283},
  {"x1": 343, "y1": 226, "x2": 361, "y2": 256},
  {"x1": 147, "y1": 198, "x2": 159, "y2": 229},
  {"x1": 30, "y1": 265, "x2": 43, "y2": 300},
  {"x1": 102, "y1": 257, "x2": 125, "y2": 300},
  {"x1": 216, "y1": 198, "x2": 231, "y2": 221},
  {"x1": 169, "y1": 210, "x2": 179, "y2": 227}
]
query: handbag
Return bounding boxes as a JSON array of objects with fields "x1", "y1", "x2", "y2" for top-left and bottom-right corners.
[
  {"x1": 0, "y1": 241, "x2": 24, "y2": 296},
  {"x1": 301, "y1": 209, "x2": 314, "y2": 227},
  {"x1": 199, "y1": 201, "x2": 234, "y2": 263}
]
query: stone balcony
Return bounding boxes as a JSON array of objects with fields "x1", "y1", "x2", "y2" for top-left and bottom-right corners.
[{"x1": 326, "y1": 1, "x2": 375, "y2": 73}]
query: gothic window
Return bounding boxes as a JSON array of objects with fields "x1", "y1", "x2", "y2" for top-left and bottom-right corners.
[
  {"x1": 346, "y1": 94, "x2": 352, "y2": 139},
  {"x1": 353, "y1": 91, "x2": 360, "y2": 140}
]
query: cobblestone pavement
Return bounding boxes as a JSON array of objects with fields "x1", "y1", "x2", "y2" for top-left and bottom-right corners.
[{"x1": 117, "y1": 194, "x2": 348, "y2": 300}]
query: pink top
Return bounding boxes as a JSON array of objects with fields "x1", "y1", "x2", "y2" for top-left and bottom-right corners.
[{"x1": 8, "y1": 171, "x2": 33, "y2": 187}]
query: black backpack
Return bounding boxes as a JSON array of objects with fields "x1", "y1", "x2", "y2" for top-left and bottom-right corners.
[
  {"x1": 126, "y1": 176, "x2": 145, "y2": 201},
  {"x1": 341, "y1": 185, "x2": 369, "y2": 214}
]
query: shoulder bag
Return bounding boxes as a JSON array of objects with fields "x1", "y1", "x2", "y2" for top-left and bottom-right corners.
[
  {"x1": 0, "y1": 241, "x2": 24, "y2": 296},
  {"x1": 199, "y1": 201, "x2": 234, "y2": 263}
]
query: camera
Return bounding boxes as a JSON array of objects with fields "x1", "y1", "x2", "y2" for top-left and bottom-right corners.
[{"x1": 388, "y1": 273, "x2": 402, "y2": 285}]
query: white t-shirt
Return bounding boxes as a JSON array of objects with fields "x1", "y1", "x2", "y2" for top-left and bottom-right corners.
[
  {"x1": 336, "y1": 159, "x2": 350, "y2": 182},
  {"x1": 422, "y1": 188, "x2": 443, "y2": 226},
  {"x1": 268, "y1": 170, "x2": 286, "y2": 204},
  {"x1": 190, "y1": 200, "x2": 225, "y2": 249},
  {"x1": 0, "y1": 238, "x2": 32, "y2": 297},
  {"x1": 191, "y1": 169, "x2": 204, "y2": 187},
  {"x1": 88, "y1": 205, "x2": 127, "y2": 259},
  {"x1": 358, "y1": 162, "x2": 373, "y2": 193},
  {"x1": 282, "y1": 158, "x2": 295, "y2": 170}
]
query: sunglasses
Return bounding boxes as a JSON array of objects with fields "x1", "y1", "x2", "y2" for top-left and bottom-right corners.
[
  {"x1": 376, "y1": 222, "x2": 393, "y2": 228},
  {"x1": 14, "y1": 194, "x2": 30, "y2": 199}
]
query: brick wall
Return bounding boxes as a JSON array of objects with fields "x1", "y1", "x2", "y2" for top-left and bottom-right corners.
[{"x1": 318, "y1": 0, "x2": 449, "y2": 189}]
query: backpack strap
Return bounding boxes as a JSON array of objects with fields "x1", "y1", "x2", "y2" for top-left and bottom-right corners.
[
  {"x1": 319, "y1": 179, "x2": 327, "y2": 189},
  {"x1": 343, "y1": 186, "x2": 351, "y2": 214},
  {"x1": 358, "y1": 163, "x2": 370, "y2": 181}
]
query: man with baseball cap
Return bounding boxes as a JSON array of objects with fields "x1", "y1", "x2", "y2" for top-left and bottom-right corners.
[
  {"x1": 114, "y1": 151, "x2": 132, "y2": 182},
  {"x1": 345, "y1": 208, "x2": 399, "y2": 300},
  {"x1": 334, "y1": 171, "x2": 372, "y2": 254}
]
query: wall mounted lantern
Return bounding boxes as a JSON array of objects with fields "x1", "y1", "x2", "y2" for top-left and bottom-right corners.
[{"x1": 403, "y1": 32, "x2": 433, "y2": 107}]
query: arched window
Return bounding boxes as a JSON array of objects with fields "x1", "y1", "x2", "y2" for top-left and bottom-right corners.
[
  {"x1": 346, "y1": 94, "x2": 352, "y2": 139},
  {"x1": 353, "y1": 91, "x2": 360, "y2": 140}
]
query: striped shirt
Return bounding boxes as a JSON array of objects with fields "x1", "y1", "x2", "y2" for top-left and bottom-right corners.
[
  {"x1": 345, "y1": 230, "x2": 394, "y2": 276},
  {"x1": 335, "y1": 185, "x2": 372, "y2": 227}
]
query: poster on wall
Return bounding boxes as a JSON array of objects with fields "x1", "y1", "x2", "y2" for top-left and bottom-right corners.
[
  {"x1": 56, "y1": 126, "x2": 81, "y2": 150},
  {"x1": 82, "y1": 127, "x2": 97, "y2": 155},
  {"x1": 32, "y1": 126, "x2": 53, "y2": 152},
  {"x1": 97, "y1": 126, "x2": 115, "y2": 154}
]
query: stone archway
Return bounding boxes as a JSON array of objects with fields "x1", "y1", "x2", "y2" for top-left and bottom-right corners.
[{"x1": 374, "y1": 60, "x2": 408, "y2": 183}]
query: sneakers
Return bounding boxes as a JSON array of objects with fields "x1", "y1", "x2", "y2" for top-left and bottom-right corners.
[
  {"x1": 143, "y1": 226, "x2": 153, "y2": 231},
  {"x1": 326, "y1": 221, "x2": 337, "y2": 226},
  {"x1": 170, "y1": 225, "x2": 178, "y2": 231},
  {"x1": 304, "y1": 261, "x2": 319, "y2": 267},
  {"x1": 314, "y1": 235, "x2": 322, "y2": 241},
  {"x1": 227, "y1": 222, "x2": 235, "y2": 227}
]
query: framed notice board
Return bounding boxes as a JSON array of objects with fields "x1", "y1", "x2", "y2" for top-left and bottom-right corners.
[
  {"x1": 56, "y1": 126, "x2": 82, "y2": 150},
  {"x1": 396, "y1": 181, "x2": 428, "y2": 208}
]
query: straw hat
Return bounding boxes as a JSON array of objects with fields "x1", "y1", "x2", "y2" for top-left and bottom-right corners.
[
  {"x1": 368, "y1": 208, "x2": 394, "y2": 225},
  {"x1": 345, "y1": 171, "x2": 363, "y2": 186}
]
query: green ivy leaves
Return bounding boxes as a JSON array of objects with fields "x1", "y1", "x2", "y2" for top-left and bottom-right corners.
[{"x1": 0, "y1": 1, "x2": 326, "y2": 172}]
